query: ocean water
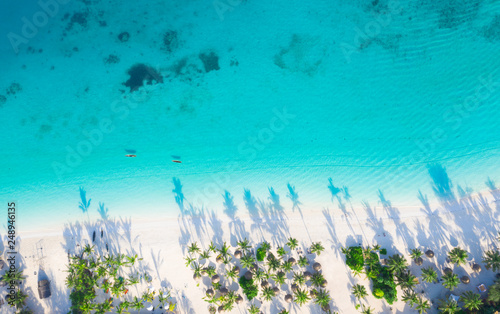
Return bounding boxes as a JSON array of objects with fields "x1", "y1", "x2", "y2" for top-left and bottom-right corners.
[{"x1": 1, "y1": 0, "x2": 499, "y2": 231}]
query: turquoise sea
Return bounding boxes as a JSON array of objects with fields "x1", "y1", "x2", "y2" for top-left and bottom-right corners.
[{"x1": 1, "y1": 0, "x2": 499, "y2": 231}]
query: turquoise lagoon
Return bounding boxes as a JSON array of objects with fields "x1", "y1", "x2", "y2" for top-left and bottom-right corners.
[{"x1": 0, "y1": 0, "x2": 499, "y2": 231}]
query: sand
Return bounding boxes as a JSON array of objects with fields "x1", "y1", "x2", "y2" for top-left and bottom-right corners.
[{"x1": 9, "y1": 183, "x2": 499, "y2": 313}]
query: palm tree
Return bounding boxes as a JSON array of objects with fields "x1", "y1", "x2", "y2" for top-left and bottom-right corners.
[
  {"x1": 208, "y1": 241, "x2": 217, "y2": 253},
  {"x1": 310, "y1": 242, "x2": 325, "y2": 256},
  {"x1": 287, "y1": 237, "x2": 299, "y2": 250},
  {"x1": 281, "y1": 261, "x2": 293, "y2": 273},
  {"x1": 314, "y1": 289, "x2": 331, "y2": 308},
  {"x1": 253, "y1": 268, "x2": 268, "y2": 283},
  {"x1": 200, "y1": 250, "x2": 211, "y2": 260},
  {"x1": 352, "y1": 284, "x2": 368, "y2": 300},
  {"x1": 205, "y1": 266, "x2": 217, "y2": 277},
  {"x1": 410, "y1": 248, "x2": 423, "y2": 259},
  {"x1": 125, "y1": 254, "x2": 142, "y2": 266},
  {"x1": 483, "y1": 250, "x2": 500, "y2": 271},
  {"x1": 261, "y1": 286, "x2": 275, "y2": 302},
  {"x1": 401, "y1": 289, "x2": 418, "y2": 307},
  {"x1": 488, "y1": 280, "x2": 500, "y2": 303},
  {"x1": 11, "y1": 289, "x2": 28, "y2": 309},
  {"x1": 414, "y1": 297, "x2": 430, "y2": 314},
  {"x1": 240, "y1": 254, "x2": 256, "y2": 270},
  {"x1": 184, "y1": 256, "x2": 195, "y2": 267},
  {"x1": 226, "y1": 290, "x2": 238, "y2": 305},
  {"x1": 2, "y1": 268, "x2": 26, "y2": 285},
  {"x1": 82, "y1": 244, "x2": 95, "y2": 256},
  {"x1": 461, "y1": 291, "x2": 482, "y2": 311},
  {"x1": 187, "y1": 242, "x2": 201, "y2": 255},
  {"x1": 448, "y1": 247, "x2": 468, "y2": 266},
  {"x1": 261, "y1": 241, "x2": 271, "y2": 252},
  {"x1": 442, "y1": 273, "x2": 460, "y2": 290},
  {"x1": 273, "y1": 271, "x2": 286, "y2": 286},
  {"x1": 360, "y1": 304, "x2": 375, "y2": 314},
  {"x1": 311, "y1": 272, "x2": 325, "y2": 288},
  {"x1": 410, "y1": 249, "x2": 424, "y2": 265},
  {"x1": 248, "y1": 304, "x2": 260, "y2": 314},
  {"x1": 421, "y1": 267, "x2": 438, "y2": 283},
  {"x1": 387, "y1": 254, "x2": 408, "y2": 274},
  {"x1": 191, "y1": 262, "x2": 203, "y2": 277},
  {"x1": 277, "y1": 247, "x2": 287, "y2": 258},
  {"x1": 294, "y1": 288, "x2": 311, "y2": 306},
  {"x1": 395, "y1": 270, "x2": 418, "y2": 290},
  {"x1": 267, "y1": 257, "x2": 281, "y2": 272},
  {"x1": 438, "y1": 298, "x2": 458, "y2": 314},
  {"x1": 225, "y1": 267, "x2": 239, "y2": 282},
  {"x1": 130, "y1": 296, "x2": 144, "y2": 312},
  {"x1": 218, "y1": 242, "x2": 231, "y2": 260},
  {"x1": 116, "y1": 301, "x2": 130, "y2": 314},
  {"x1": 298, "y1": 256, "x2": 308, "y2": 268},
  {"x1": 96, "y1": 299, "x2": 114, "y2": 313},
  {"x1": 293, "y1": 272, "x2": 306, "y2": 286},
  {"x1": 237, "y1": 238, "x2": 252, "y2": 253},
  {"x1": 157, "y1": 290, "x2": 169, "y2": 308}
]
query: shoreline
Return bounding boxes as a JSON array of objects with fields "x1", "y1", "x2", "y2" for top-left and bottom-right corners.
[
  {"x1": 18, "y1": 184, "x2": 500, "y2": 238},
  {"x1": 12, "y1": 183, "x2": 500, "y2": 313}
]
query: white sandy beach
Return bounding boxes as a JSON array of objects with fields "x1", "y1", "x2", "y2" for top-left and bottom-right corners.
[
  {"x1": 9, "y1": 182, "x2": 500, "y2": 314},
  {"x1": 2, "y1": 0, "x2": 500, "y2": 313}
]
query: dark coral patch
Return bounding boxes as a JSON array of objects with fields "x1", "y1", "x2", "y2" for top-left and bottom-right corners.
[
  {"x1": 199, "y1": 52, "x2": 220, "y2": 72},
  {"x1": 118, "y1": 32, "x2": 130, "y2": 42},
  {"x1": 66, "y1": 12, "x2": 89, "y2": 30},
  {"x1": 482, "y1": 14, "x2": 500, "y2": 41},
  {"x1": 6, "y1": 83, "x2": 22, "y2": 95},
  {"x1": 163, "y1": 30, "x2": 179, "y2": 53},
  {"x1": 123, "y1": 64, "x2": 163, "y2": 92}
]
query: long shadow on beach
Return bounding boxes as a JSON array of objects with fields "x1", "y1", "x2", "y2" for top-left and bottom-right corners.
[
  {"x1": 172, "y1": 177, "x2": 185, "y2": 213},
  {"x1": 363, "y1": 201, "x2": 396, "y2": 254},
  {"x1": 417, "y1": 190, "x2": 449, "y2": 249},
  {"x1": 427, "y1": 163, "x2": 460, "y2": 211},
  {"x1": 377, "y1": 190, "x2": 416, "y2": 250},
  {"x1": 223, "y1": 190, "x2": 249, "y2": 246},
  {"x1": 243, "y1": 189, "x2": 265, "y2": 241},
  {"x1": 322, "y1": 207, "x2": 342, "y2": 258},
  {"x1": 286, "y1": 183, "x2": 312, "y2": 242},
  {"x1": 257, "y1": 187, "x2": 290, "y2": 247}
]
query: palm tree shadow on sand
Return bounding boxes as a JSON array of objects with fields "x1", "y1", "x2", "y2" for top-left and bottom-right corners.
[
  {"x1": 256, "y1": 197, "x2": 289, "y2": 248},
  {"x1": 486, "y1": 177, "x2": 500, "y2": 212},
  {"x1": 362, "y1": 201, "x2": 396, "y2": 254},
  {"x1": 268, "y1": 187, "x2": 284, "y2": 211},
  {"x1": 417, "y1": 190, "x2": 449, "y2": 248},
  {"x1": 322, "y1": 207, "x2": 342, "y2": 258},
  {"x1": 172, "y1": 177, "x2": 185, "y2": 213},
  {"x1": 244, "y1": 189, "x2": 265, "y2": 241},
  {"x1": 223, "y1": 190, "x2": 249, "y2": 246},
  {"x1": 286, "y1": 183, "x2": 312, "y2": 242},
  {"x1": 377, "y1": 190, "x2": 416, "y2": 250},
  {"x1": 427, "y1": 163, "x2": 459, "y2": 211}
]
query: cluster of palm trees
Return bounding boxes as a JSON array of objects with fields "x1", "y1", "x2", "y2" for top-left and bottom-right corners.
[
  {"x1": 66, "y1": 244, "x2": 176, "y2": 314},
  {"x1": 345, "y1": 244, "x2": 500, "y2": 313},
  {"x1": 0, "y1": 267, "x2": 30, "y2": 312},
  {"x1": 184, "y1": 238, "x2": 333, "y2": 313},
  {"x1": 438, "y1": 249, "x2": 500, "y2": 313}
]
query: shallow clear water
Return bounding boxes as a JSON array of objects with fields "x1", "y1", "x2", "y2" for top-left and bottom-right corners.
[{"x1": 1, "y1": 0, "x2": 499, "y2": 230}]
